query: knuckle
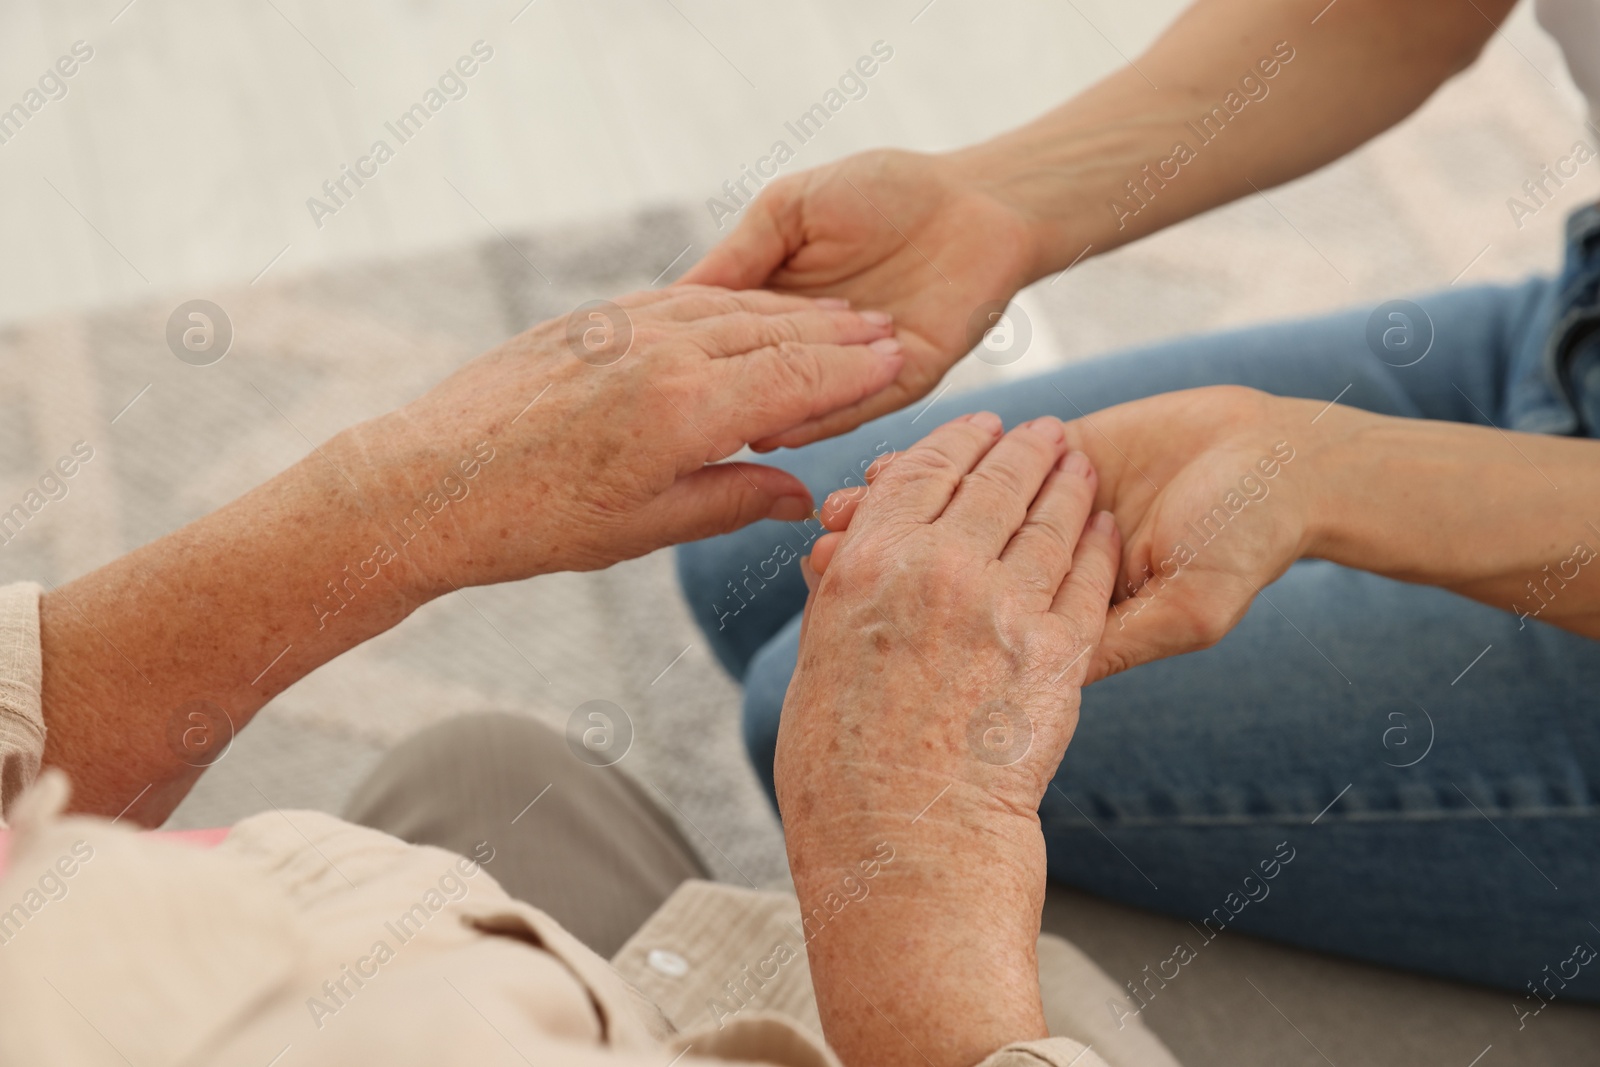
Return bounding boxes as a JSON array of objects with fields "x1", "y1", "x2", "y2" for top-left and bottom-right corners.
[
  {"x1": 829, "y1": 540, "x2": 891, "y2": 590},
  {"x1": 865, "y1": 452, "x2": 897, "y2": 482},
  {"x1": 883, "y1": 445, "x2": 959, "y2": 486},
  {"x1": 820, "y1": 483, "x2": 868, "y2": 521},
  {"x1": 1011, "y1": 561, "x2": 1059, "y2": 597},
  {"x1": 836, "y1": 531, "x2": 940, "y2": 590},
  {"x1": 711, "y1": 290, "x2": 751, "y2": 309},
  {"x1": 666, "y1": 290, "x2": 739, "y2": 320},
  {"x1": 1178, "y1": 603, "x2": 1228, "y2": 648},
  {"x1": 1027, "y1": 513, "x2": 1078, "y2": 559},
  {"x1": 772, "y1": 341, "x2": 823, "y2": 391},
  {"x1": 714, "y1": 312, "x2": 768, "y2": 354},
  {"x1": 904, "y1": 541, "x2": 973, "y2": 597},
  {"x1": 1208, "y1": 383, "x2": 1265, "y2": 404},
  {"x1": 629, "y1": 324, "x2": 672, "y2": 356},
  {"x1": 642, "y1": 292, "x2": 707, "y2": 322},
  {"x1": 705, "y1": 291, "x2": 747, "y2": 317},
  {"x1": 764, "y1": 314, "x2": 803, "y2": 346},
  {"x1": 966, "y1": 462, "x2": 1026, "y2": 499},
  {"x1": 608, "y1": 288, "x2": 656, "y2": 312},
  {"x1": 1203, "y1": 383, "x2": 1272, "y2": 417}
]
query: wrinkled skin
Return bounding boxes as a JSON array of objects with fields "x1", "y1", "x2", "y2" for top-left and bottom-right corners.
[
  {"x1": 344, "y1": 285, "x2": 906, "y2": 591},
  {"x1": 776, "y1": 412, "x2": 1121, "y2": 1065},
  {"x1": 811, "y1": 387, "x2": 1317, "y2": 684}
]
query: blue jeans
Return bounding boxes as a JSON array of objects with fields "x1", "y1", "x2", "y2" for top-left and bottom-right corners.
[{"x1": 678, "y1": 256, "x2": 1600, "y2": 1001}]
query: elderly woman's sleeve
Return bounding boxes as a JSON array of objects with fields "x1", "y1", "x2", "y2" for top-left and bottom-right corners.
[
  {"x1": 0, "y1": 582, "x2": 44, "y2": 828},
  {"x1": 979, "y1": 1039, "x2": 1112, "y2": 1066}
]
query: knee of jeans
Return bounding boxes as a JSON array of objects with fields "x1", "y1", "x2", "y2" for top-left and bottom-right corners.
[
  {"x1": 740, "y1": 630, "x2": 799, "y2": 815},
  {"x1": 741, "y1": 698, "x2": 781, "y2": 815},
  {"x1": 675, "y1": 541, "x2": 754, "y2": 680}
]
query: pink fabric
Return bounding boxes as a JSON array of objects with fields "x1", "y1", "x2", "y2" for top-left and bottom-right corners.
[{"x1": 0, "y1": 826, "x2": 228, "y2": 875}]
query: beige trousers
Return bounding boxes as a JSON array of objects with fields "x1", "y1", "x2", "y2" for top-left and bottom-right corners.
[{"x1": 343, "y1": 711, "x2": 708, "y2": 959}]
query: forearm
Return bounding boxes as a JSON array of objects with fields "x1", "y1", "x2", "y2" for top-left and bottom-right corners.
[
  {"x1": 39, "y1": 424, "x2": 438, "y2": 823},
  {"x1": 1306, "y1": 403, "x2": 1600, "y2": 635},
  {"x1": 37, "y1": 286, "x2": 900, "y2": 822},
  {"x1": 775, "y1": 416, "x2": 1121, "y2": 1062},
  {"x1": 786, "y1": 777, "x2": 1048, "y2": 1067},
  {"x1": 948, "y1": 0, "x2": 1511, "y2": 277}
]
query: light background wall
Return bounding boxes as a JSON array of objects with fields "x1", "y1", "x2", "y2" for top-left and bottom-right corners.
[{"x1": 0, "y1": 0, "x2": 1590, "y2": 333}]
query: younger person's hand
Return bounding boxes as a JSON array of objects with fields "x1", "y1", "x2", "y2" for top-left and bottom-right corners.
[
  {"x1": 809, "y1": 389, "x2": 1317, "y2": 684},
  {"x1": 1056, "y1": 387, "x2": 1315, "y2": 680},
  {"x1": 681, "y1": 149, "x2": 1041, "y2": 450}
]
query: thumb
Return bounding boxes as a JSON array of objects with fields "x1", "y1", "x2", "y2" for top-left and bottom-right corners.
[
  {"x1": 637, "y1": 463, "x2": 814, "y2": 547},
  {"x1": 1085, "y1": 580, "x2": 1231, "y2": 684},
  {"x1": 800, "y1": 553, "x2": 820, "y2": 594},
  {"x1": 679, "y1": 183, "x2": 799, "y2": 290}
]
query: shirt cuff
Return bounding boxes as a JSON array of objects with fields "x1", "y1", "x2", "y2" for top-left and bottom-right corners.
[
  {"x1": 980, "y1": 1037, "x2": 1111, "y2": 1067},
  {"x1": 0, "y1": 582, "x2": 44, "y2": 829}
]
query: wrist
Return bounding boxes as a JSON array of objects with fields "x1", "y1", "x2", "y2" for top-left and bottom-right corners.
[
  {"x1": 327, "y1": 415, "x2": 505, "y2": 602},
  {"x1": 786, "y1": 804, "x2": 1048, "y2": 1066},
  {"x1": 943, "y1": 105, "x2": 1180, "y2": 280},
  {"x1": 941, "y1": 139, "x2": 1094, "y2": 283},
  {"x1": 781, "y1": 769, "x2": 1048, "y2": 955},
  {"x1": 266, "y1": 435, "x2": 441, "y2": 632},
  {"x1": 1290, "y1": 398, "x2": 1375, "y2": 565}
]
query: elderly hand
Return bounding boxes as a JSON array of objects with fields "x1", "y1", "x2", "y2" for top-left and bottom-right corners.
[
  {"x1": 776, "y1": 413, "x2": 1119, "y2": 1067},
  {"x1": 810, "y1": 389, "x2": 1316, "y2": 685},
  {"x1": 40, "y1": 284, "x2": 903, "y2": 821},
  {"x1": 342, "y1": 286, "x2": 905, "y2": 593},
  {"x1": 680, "y1": 149, "x2": 1040, "y2": 450}
]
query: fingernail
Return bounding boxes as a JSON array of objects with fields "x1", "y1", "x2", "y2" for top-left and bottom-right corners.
[
  {"x1": 816, "y1": 297, "x2": 851, "y2": 309},
  {"x1": 769, "y1": 496, "x2": 813, "y2": 522},
  {"x1": 967, "y1": 411, "x2": 1003, "y2": 434},
  {"x1": 860, "y1": 310, "x2": 893, "y2": 325},
  {"x1": 1093, "y1": 510, "x2": 1117, "y2": 534},
  {"x1": 869, "y1": 336, "x2": 902, "y2": 356},
  {"x1": 1060, "y1": 450, "x2": 1090, "y2": 476},
  {"x1": 1026, "y1": 417, "x2": 1065, "y2": 443}
]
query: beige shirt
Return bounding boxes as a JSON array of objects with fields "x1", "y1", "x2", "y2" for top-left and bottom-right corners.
[{"x1": 0, "y1": 582, "x2": 1178, "y2": 1067}]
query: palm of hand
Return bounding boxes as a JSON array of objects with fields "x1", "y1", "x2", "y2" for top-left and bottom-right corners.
[
  {"x1": 691, "y1": 149, "x2": 1040, "y2": 448},
  {"x1": 1066, "y1": 388, "x2": 1311, "y2": 680},
  {"x1": 772, "y1": 152, "x2": 1034, "y2": 339}
]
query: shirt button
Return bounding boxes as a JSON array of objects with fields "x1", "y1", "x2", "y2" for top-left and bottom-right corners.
[{"x1": 647, "y1": 949, "x2": 689, "y2": 978}]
